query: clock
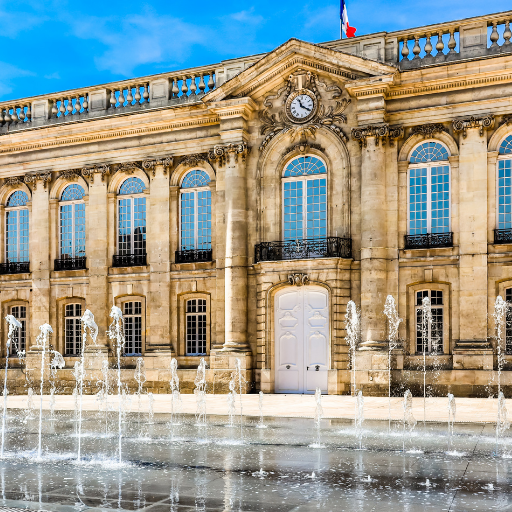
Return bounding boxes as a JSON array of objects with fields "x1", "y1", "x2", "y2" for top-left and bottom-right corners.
[{"x1": 285, "y1": 89, "x2": 317, "y2": 124}]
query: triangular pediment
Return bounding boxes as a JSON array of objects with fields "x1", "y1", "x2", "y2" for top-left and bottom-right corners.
[{"x1": 204, "y1": 38, "x2": 396, "y2": 103}]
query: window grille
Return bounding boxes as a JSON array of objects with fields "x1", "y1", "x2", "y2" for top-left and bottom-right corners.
[
  {"x1": 118, "y1": 178, "x2": 146, "y2": 257},
  {"x1": 10, "y1": 305, "x2": 26, "y2": 354},
  {"x1": 499, "y1": 135, "x2": 512, "y2": 155},
  {"x1": 60, "y1": 185, "x2": 85, "y2": 259},
  {"x1": 186, "y1": 299, "x2": 207, "y2": 355},
  {"x1": 283, "y1": 156, "x2": 326, "y2": 177},
  {"x1": 498, "y1": 137, "x2": 512, "y2": 231},
  {"x1": 65, "y1": 303, "x2": 82, "y2": 356},
  {"x1": 123, "y1": 301, "x2": 142, "y2": 355},
  {"x1": 415, "y1": 290, "x2": 444, "y2": 354}
]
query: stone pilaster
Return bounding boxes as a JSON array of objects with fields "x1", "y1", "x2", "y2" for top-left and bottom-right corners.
[{"x1": 453, "y1": 115, "x2": 493, "y2": 365}]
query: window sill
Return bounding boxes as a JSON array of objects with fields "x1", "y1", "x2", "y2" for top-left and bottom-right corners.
[
  {"x1": 109, "y1": 265, "x2": 150, "y2": 275},
  {"x1": 171, "y1": 260, "x2": 216, "y2": 271},
  {"x1": 0, "y1": 272, "x2": 31, "y2": 281},
  {"x1": 51, "y1": 268, "x2": 88, "y2": 279}
]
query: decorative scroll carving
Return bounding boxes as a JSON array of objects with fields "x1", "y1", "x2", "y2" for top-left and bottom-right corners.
[
  {"x1": 142, "y1": 156, "x2": 173, "y2": 176},
  {"x1": 208, "y1": 142, "x2": 250, "y2": 167},
  {"x1": 288, "y1": 273, "x2": 309, "y2": 286},
  {"x1": 284, "y1": 143, "x2": 323, "y2": 156},
  {"x1": 351, "y1": 124, "x2": 404, "y2": 147},
  {"x1": 24, "y1": 171, "x2": 51, "y2": 190},
  {"x1": 259, "y1": 70, "x2": 350, "y2": 151},
  {"x1": 81, "y1": 163, "x2": 111, "y2": 183},
  {"x1": 411, "y1": 123, "x2": 447, "y2": 138},
  {"x1": 59, "y1": 169, "x2": 82, "y2": 181},
  {"x1": 501, "y1": 114, "x2": 512, "y2": 126},
  {"x1": 4, "y1": 176, "x2": 23, "y2": 186},
  {"x1": 453, "y1": 114, "x2": 495, "y2": 138},
  {"x1": 116, "y1": 161, "x2": 142, "y2": 174},
  {"x1": 179, "y1": 153, "x2": 209, "y2": 167}
]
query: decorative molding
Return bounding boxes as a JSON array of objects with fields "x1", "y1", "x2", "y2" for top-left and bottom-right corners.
[
  {"x1": 351, "y1": 124, "x2": 404, "y2": 147},
  {"x1": 179, "y1": 153, "x2": 210, "y2": 167},
  {"x1": 410, "y1": 123, "x2": 447, "y2": 138},
  {"x1": 208, "y1": 143, "x2": 250, "y2": 166},
  {"x1": 4, "y1": 176, "x2": 23, "y2": 186},
  {"x1": 453, "y1": 114, "x2": 495, "y2": 138},
  {"x1": 81, "y1": 163, "x2": 110, "y2": 183},
  {"x1": 59, "y1": 169, "x2": 82, "y2": 181},
  {"x1": 501, "y1": 114, "x2": 512, "y2": 126},
  {"x1": 142, "y1": 156, "x2": 173, "y2": 176},
  {"x1": 284, "y1": 142, "x2": 323, "y2": 156},
  {"x1": 288, "y1": 273, "x2": 309, "y2": 286},
  {"x1": 24, "y1": 171, "x2": 51, "y2": 190},
  {"x1": 115, "y1": 161, "x2": 143, "y2": 174}
]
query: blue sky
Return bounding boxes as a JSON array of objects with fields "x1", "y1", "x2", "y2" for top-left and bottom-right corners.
[{"x1": 0, "y1": 0, "x2": 510, "y2": 101}]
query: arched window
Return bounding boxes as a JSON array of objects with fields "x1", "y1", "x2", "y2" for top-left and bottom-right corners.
[
  {"x1": 59, "y1": 185, "x2": 86, "y2": 267},
  {"x1": 282, "y1": 156, "x2": 327, "y2": 241},
  {"x1": 408, "y1": 142, "x2": 450, "y2": 236},
  {"x1": 5, "y1": 191, "x2": 29, "y2": 266},
  {"x1": 116, "y1": 177, "x2": 146, "y2": 266},
  {"x1": 497, "y1": 135, "x2": 512, "y2": 232},
  {"x1": 179, "y1": 170, "x2": 212, "y2": 261}
]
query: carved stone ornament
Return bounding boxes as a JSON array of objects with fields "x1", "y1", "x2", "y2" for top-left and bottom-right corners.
[
  {"x1": 59, "y1": 169, "x2": 82, "y2": 181},
  {"x1": 502, "y1": 114, "x2": 512, "y2": 126},
  {"x1": 411, "y1": 123, "x2": 447, "y2": 138},
  {"x1": 24, "y1": 171, "x2": 52, "y2": 190},
  {"x1": 284, "y1": 143, "x2": 323, "y2": 157},
  {"x1": 179, "y1": 153, "x2": 209, "y2": 167},
  {"x1": 142, "y1": 156, "x2": 173, "y2": 176},
  {"x1": 288, "y1": 273, "x2": 309, "y2": 286},
  {"x1": 453, "y1": 114, "x2": 495, "y2": 138},
  {"x1": 351, "y1": 124, "x2": 404, "y2": 148},
  {"x1": 4, "y1": 176, "x2": 23, "y2": 186},
  {"x1": 259, "y1": 70, "x2": 350, "y2": 151},
  {"x1": 81, "y1": 163, "x2": 110, "y2": 183},
  {"x1": 208, "y1": 142, "x2": 250, "y2": 167}
]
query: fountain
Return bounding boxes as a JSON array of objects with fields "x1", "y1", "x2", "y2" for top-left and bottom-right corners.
[
  {"x1": 402, "y1": 389, "x2": 417, "y2": 453},
  {"x1": 35, "y1": 323, "x2": 53, "y2": 461},
  {"x1": 495, "y1": 391, "x2": 510, "y2": 457},
  {"x1": 447, "y1": 393, "x2": 456, "y2": 452},
  {"x1": 1, "y1": 315, "x2": 21, "y2": 458},
  {"x1": 493, "y1": 296, "x2": 508, "y2": 396},
  {"x1": 355, "y1": 390, "x2": 364, "y2": 449},
  {"x1": 420, "y1": 297, "x2": 432, "y2": 424},
  {"x1": 345, "y1": 300, "x2": 360, "y2": 396},
  {"x1": 383, "y1": 295, "x2": 402, "y2": 431},
  {"x1": 227, "y1": 380, "x2": 236, "y2": 428},
  {"x1": 257, "y1": 391, "x2": 266, "y2": 429},
  {"x1": 107, "y1": 305, "x2": 125, "y2": 463},
  {"x1": 99, "y1": 359, "x2": 110, "y2": 435},
  {"x1": 313, "y1": 388, "x2": 323, "y2": 447},
  {"x1": 194, "y1": 358, "x2": 207, "y2": 427},
  {"x1": 25, "y1": 388, "x2": 34, "y2": 422},
  {"x1": 169, "y1": 358, "x2": 181, "y2": 436},
  {"x1": 148, "y1": 392, "x2": 154, "y2": 425},
  {"x1": 134, "y1": 357, "x2": 146, "y2": 433},
  {"x1": 48, "y1": 349, "x2": 64, "y2": 422}
]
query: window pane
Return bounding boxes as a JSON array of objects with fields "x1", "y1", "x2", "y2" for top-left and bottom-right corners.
[
  {"x1": 431, "y1": 166, "x2": 450, "y2": 234},
  {"x1": 498, "y1": 160, "x2": 512, "y2": 229},
  {"x1": 74, "y1": 203, "x2": 86, "y2": 257},
  {"x1": 118, "y1": 198, "x2": 132, "y2": 255},
  {"x1": 180, "y1": 192, "x2": 195, "y2": 250},
  {"x1": 6, "y1": 210, "x2": 18, "y2": 262},
  {"x1": 11, "y1": 305, "x2": 26, "y2": 354},
  {"x1": 133, "y1": 198, "x2": 146, "y2": 255},
  {"x1": 197, "y1": 190, "x2": 212, "y2": 250},
  {"x1": 409, "y1": 168, "x2": 428, "y2": 235},
  {"x1": 306, "y1": 178, "x2": 327, "y2": 239},
  {"x1": 283, "y1": 181, "x2": 303, "y2": 241},
  {"x1": 60, "y1": 204, "x2": 73, "y2": 257},
  {"x1": 65, "y1": 303, "x2": 82, "y2": 355}
]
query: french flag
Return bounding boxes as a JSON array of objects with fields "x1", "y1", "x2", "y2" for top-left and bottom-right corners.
[{"x1": 340, "y1": 0, "x2": 357, "y2": 38}]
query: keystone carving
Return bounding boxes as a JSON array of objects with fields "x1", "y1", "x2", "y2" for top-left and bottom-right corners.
[
  {"x1": 351, "y1": 124, "x2": 404, "y2": 147},
  {"x1": 411, "y1": 123, "x2": 447, "y2": 138},
  {"x1": 24, "y1": 171, "x2": 51, "y2": 190},
  {"x1": 116, "y1": 161, "x2": 142, "y2": 174},
  {"x1": 208, "y1": 143, "x2": 250, "y2": 167},
  {"x1": 179, "y1": 153, "x2": 210, "y2": 167},
  {"x1": 142, "y1": 156, "x2": 173, "y2": 176},
  {"x1": 59, "y1": 169, "x2": 82, "y2": 181},
  {"x1": 502, "y1": 114, "x2": 512, "y2": 126},
  {"x1": 4, "y1": 176, "x2": 23, "y2": 186},
  {"x1": 284, "y1": 143, "x2": 323, "y2": 156},
  {"x1": 81, "y1": 163, "x2": 111, "y2": 183},
  {"x1": 288, "y1": 273, "x2": 309, "y2": 286},
  {"x1": 453, "y1": 114, "x2": 495, "y2": 138}
]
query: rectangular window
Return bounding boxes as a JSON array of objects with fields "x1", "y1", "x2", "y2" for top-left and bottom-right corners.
[
  {"x1": 180, "y1": 190, "x2": 212, "y2": 251},
  {"x1": 415, "y1": 290, "x2": 444, "y2": 354},
  {"x1": 186, "y1": 299, "x2": 207, "y2": 355},
  {"x1": 118, "y1": 198, "x2": 146, "y2": 255},
  {"x1": 6, "y1": 209, "x2": 29, "y2": 262},
  {"x1": 10, "y1": 305, "x2": 26, "y2": 354},
  {"x1": 65, "y1": 303, "x2": 82, "y2": 356},
  {"x1": 498, "y1": 160, "x2": 512, "y2": 229},
  {"x1": 124, "y1": 301, "x2": 142, "y2": 355}
]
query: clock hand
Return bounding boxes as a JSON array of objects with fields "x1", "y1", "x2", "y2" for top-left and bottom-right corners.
[{"x1": 297, "y1": 99, "x2": 312, "y2": 112}]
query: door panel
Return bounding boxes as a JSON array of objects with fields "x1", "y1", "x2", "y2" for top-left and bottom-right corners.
[{"x1": 275, "y1": 285, "x2": 329, "y2": 394}]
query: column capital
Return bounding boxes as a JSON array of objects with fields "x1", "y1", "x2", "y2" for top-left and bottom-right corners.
[
  {"x1": 81, "y1": 163, "x2": 111, "y2": 183},
  {"x1": 178, "y1": 152, "x2": 209, "y2": 167},
  {"x1": 208, "y1": 142, "x2": 250, "y2": 167},
  {"x1": 58, "y1": 169, "x2": 82, "y2": 181},
  {"x1": 351, "y1": 124, "x2": 404, "y2": 148},
  {"x1": 142, "y1": 155, "x2": 173, "y2": 176},
  {"x1": 24, "y1": 170, "x2": 52, "y2": 190},
  {"x1": 453, "y1": 114, "x2": 495, "y2": 138},
  {"x1": 410, "y1": 123, "x2": 448, "y2": 138}
]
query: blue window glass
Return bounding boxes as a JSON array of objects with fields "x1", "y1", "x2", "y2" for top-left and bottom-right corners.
[
  {"x1": 119, "y1": 177, "x2": 145, "y2": 195},
  {"x1": 499, "y1": 135, "x2": 512, "y2": 155},
  {"x1": 61, "y1": 184, "x2": 85, "y2": 201},
  {"x1": 118, "y1": 179, "x2": 146, "y2": 255},
  {"x1": 5, "y1": 196, "x2": 29, "y2": 263},
  {"x1": 499, "y1": 159, "x2": 512, "y2": 229},
  {"x1": 408, "y1": 143, "x2": 450, "y2": 234},
  {"x1": 6, "y1": 191, "x2": 28, "y2": 207},
  {"x1": 60, "y1": 185, "x2": 86, "y2": 258},
  {"x1": 180, "y1": 171, "x2": 211, "y2": 250},
  {"x1": 283, "y1": 157, "x2": 327, "y2": 240}
]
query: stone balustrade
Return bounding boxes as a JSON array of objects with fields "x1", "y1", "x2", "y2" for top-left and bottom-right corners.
[{"x1": 322, "y1": 10, "x2": 512, "y2": 70}]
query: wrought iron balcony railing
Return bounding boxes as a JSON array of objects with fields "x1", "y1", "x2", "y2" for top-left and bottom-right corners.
[
  {"x1": 404, "y1": 232, "x2": 453, "y2": 249},
  {"x1": 0, "y1": 261, "x2": 30, "y2": 274},
  {"x1": 54, "y1": 256, "x2": 86, "y2": 271},
  {"x1": 112, "y1": 253, "x2": 147, "y2": 268},
  {"x1": 175, "y1": 249, "x2": 213, "y2": 264},
  {"x1": 494, "y1": 229, "x2": 512, "y2": 244},
  {"x1": 255, "y1": 237, "x2": 352, "y2": 263}
]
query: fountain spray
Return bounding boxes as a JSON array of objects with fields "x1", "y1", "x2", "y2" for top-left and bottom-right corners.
[
  {"x1": 134, "y1": 357, "x2": 146, "y2": 432},
  {"x1": 355, "y1": 390, "x2": 364, "y2": 449},
  {"x1": 402, "y1": 389, "x2": 416, "y2": 453},
  {"x1": 345, "y1": 301, "x2": 360, "y2": 436},
  {"x1": 495, "y1": 391, "x2": 510, "y2": 457},
  {"x1": 1, "y1": 315, "x2": 21, "y2": 458},
  {"x1": 36, "y1": 323, "x2": 53, "y2": 460},
  {"x1": 314, "y1": 388, "x2": 323, "y2": 447},
  {"x1": 257, "y1": 391, "x2": 266, "y2": 428},
  {"x1": 421, "y1": 297, "x2": 432, "y2": 425},
  {"x1": 169, "y1": 358, "x2": 181, "y2": 430},
  {"x1": 493, "y1": 296, "x2": 508, "y2": 397},
  {"x1": 384, "y1": 295, "x2": 402, "y2": 431},
  {"x1": 49, "y1": 349, "x2": 64, "y2": 422},
  {"x1": 447, "y1": 393, "x2": 456, "y2": 452},
  {"x1": 194, "y1": 358, "x2": 207, "y2": 427},
  {"x1": 107, "y1": 306, "x2": 125, "y2": 463}
]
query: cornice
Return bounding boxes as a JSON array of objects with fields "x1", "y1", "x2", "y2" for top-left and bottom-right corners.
[
  {"x1": 208, "y1": 97, "x2": 257, "y2": 120},
  {"x1": 452, "y1": 114, "x2": 495, "y2": 138},
  {"x1": 0, "y1": 115, "x2": 220, "y2": 155},
  {"x1": 351, "y1": 123, "x2": 404, "y2": 147}
]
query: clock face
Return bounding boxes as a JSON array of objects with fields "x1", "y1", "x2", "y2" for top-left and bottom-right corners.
[{"x1": 285, "y1": 90, "x2": 317, "y2": 123}]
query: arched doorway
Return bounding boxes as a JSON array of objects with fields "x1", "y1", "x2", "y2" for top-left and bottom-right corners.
[{"x1": 274, "y1": 285, "x2": 329, "y2": 394}]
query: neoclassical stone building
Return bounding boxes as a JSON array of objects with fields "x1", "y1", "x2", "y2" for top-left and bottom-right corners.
[{"x1": 1, "y1": 10, "x2": 512, "y2": 395}]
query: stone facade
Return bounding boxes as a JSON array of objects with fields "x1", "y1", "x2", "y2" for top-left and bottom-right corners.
[{"x1": 1, "y1": 11, "x2": 512, "y2": 396}]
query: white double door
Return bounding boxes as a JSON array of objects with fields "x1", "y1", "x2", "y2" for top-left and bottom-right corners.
[{"x1": 275, "y1": 285, "x2": 329, "y2": 394}]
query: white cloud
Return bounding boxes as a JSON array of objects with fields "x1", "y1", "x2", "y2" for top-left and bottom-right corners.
[{"x1": 0, "y1": 62, "x2": 34, "y2": 98}]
